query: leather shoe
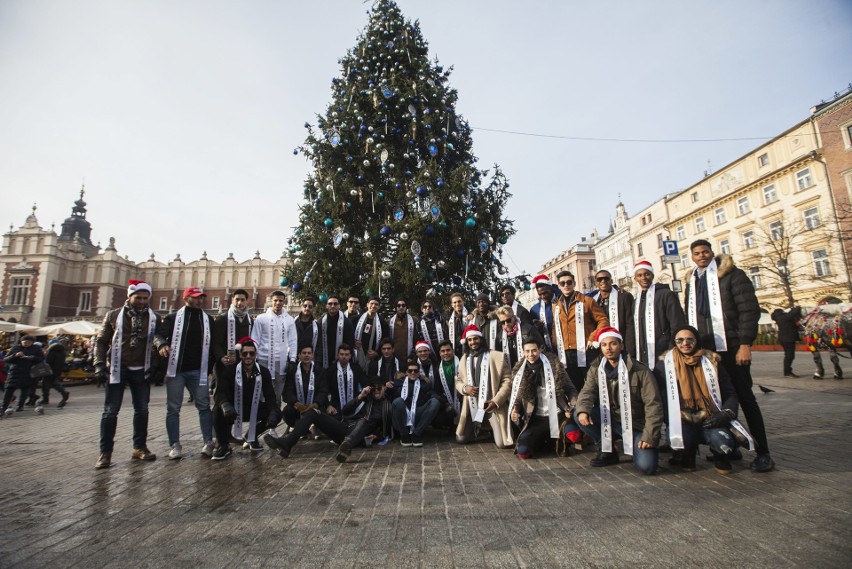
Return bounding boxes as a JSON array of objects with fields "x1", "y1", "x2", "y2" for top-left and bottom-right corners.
[
  {"x1": 590, "y1": 450, "x2": 619, "y2": 467},
  {"x1": 783, "y1": 373, "x2": 799, "y2": 378},
  {"x1": 95, "y1": 453, "x2": 112, "y2": 469},
  {"x1": 751, "y1": 453, "x2": 775, "y2": 473},
  {"x1": 131, "y1": 448, "x2": 157, "y2": 461}
]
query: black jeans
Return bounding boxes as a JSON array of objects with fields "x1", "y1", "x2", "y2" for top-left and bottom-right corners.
[
  {"x1": 563, "y1": 348, "x2": 596, "y2": 392},
  {"x1": 40, "y1": 372, "x2": 68, "y2": 403},
  {"x1": 99, "y1": 368, "x2": 150, "y2": 453},
  {"x1": 781, "y1": 342, "x2": 796, "y2": 375},
  {"x1": 213, "y1": 404, "x2": 277, "y2": 446},
  {"x1": 720, "y1": 348, "x2": 769, "y2": 455},
  {"x1": 280, "y1": 409, "x2": 350, "y2": 450}
]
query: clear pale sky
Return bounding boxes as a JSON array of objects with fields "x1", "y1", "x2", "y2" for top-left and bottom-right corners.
[{"x1": 1, "y1": 0, "x2": 850, "y2": 278}]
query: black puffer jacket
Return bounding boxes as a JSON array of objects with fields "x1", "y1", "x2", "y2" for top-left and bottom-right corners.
[
  {"x1": 684, "y1": 254, "x2": 760, "y2": 350},
  {"x1": 772, "y1": 307, "x2": 802, "y2": 344},
  {"x1": 5, "y1": 343, "x2": 45, "y2": 387}
]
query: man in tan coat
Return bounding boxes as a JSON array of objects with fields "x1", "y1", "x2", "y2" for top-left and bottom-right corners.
[{"x1": 455, "y1": 324, "x2": 513, "y2": 448}]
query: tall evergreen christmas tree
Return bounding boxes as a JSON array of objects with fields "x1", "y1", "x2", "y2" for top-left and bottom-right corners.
[{"x1": 284, "y1": 0, "x2": 515, "y2": 306}]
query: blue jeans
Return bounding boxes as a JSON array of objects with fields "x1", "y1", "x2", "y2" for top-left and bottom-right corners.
[
  {"x1": 576, "y1": 407, "x2": 659, "y2": 475},
  {"x1": 100, "y1": 368, "x2": 150, "y2": 453},
  {"x1": 166, "y1": 370, "x2": 212, "y2": 446},
  {"x1": 680, "y1": 421, "x2": 737, "y2": 456},
  {"x1": 391, "y1": 397, "x2": 440, "y2": 436}
]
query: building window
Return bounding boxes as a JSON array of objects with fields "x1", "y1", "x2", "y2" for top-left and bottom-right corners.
[
  {"x1": 695, "y1": 217, "x2": 705, "y2": 233},
  {"x1": 680, "y1": 253, "x2": 689, "y2": 269},
  {"x1": 720, "y1": 239, "x2": 731, "y2": 255},
  {"x1": 758, "y1": 153, "x2": 769, "y2": 167},
  {"x1": 803, "y1": 207, "x2": 821, "y2": 229},
  {"x1": 743, "y1": 231, "x2": 756, "y2": 249},
  {"x1": 656, "y1": 233, "x2": 663, "y2": 248},
  {"x1": 691, "y1": 192, "x2": 699, "y2": 203},
  {"x1": 714, "y1": 207, "x2": 726, "y2": 225},
  {"x1": 211, "y1": 296, "x2": 221, "y2": 310},
  {"x1": 762, "y1": 184, "x2": 778, "y2": 205},
  {"x1": 9, "y1": 277, "x2": 31, "y2": 305},
  {"x1": 637, "y1": 243, "x2": 644, "y2": 257},
  {"x1": 78, "y1": 291, "x2": 92, "y2": 312},
  {"x1": 769, "y1": 220, "x2": 784, "y2": 241},
  {"x1": 846, "y1": 124, "x2": 852, "y2": 149},
  {"x1": 812, "y1": 249, "x2": 831, "y2": 277},
  {"x1": 796, "y1": 168, "x2": 813, "y2": 191},
  {"x1": 748, "y1": 267, "x2": 762, "y2": 289},
  {"x1": 736, "y1": 196, "x2": 751, "y2": 215},
  {"x1": 159, "y1": 297, "x2": 168, "y2": 310},
  {"x1": 676, "y1": 225, "x2": 685, "y2": 240}
]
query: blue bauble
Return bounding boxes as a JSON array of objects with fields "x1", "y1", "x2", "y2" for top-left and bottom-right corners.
[
  {"x1": 404, "y1": 170, "x2": 413, "y2": 177},
  {"x1": 378, "y1": 191, "x2": 385, "y2": 199},
  {"x1": 380, "y1": 225, "x2": 392, "y2": 236},
  {"x1": 465, "y1": 218, "x2": 476, "y2": 228},
  {"x1": 438, "y1": 221, "x2": 448, "y2": 229},
  {"x1": 416, "y1": 185, "x2": 428, "y2": 197},
  {"x1": 425, "y1": 225, "x2": 435, "y2": 236},
  {"x1": 395, "y1": 182, "x2": 402, "y2": 189},
  {"x1": 498, "y1": 236, "x2": 508, "y2": 245},
  {"x1": 455, "y1": 248, "x2": 465, "y2": 258},
  {"x1": 279, "y1": 277, "x2": 288, "y2": 286},
  {"x1": 436, "y1": 178, "x2": 444, "y2": 187},
  {"x1": 324, "y1": 218, "x2": 333, "y2": 227},
  {"x1": 291, "y1": 283, "x2": 303, "y2": 292},
  {"x1": 318, "y1": 293, "x2": 329, "y2": 303}
]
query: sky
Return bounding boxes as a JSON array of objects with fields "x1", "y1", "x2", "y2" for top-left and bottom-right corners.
[{"x1": 1, "y1": 0, "x2": 850, "y2": 278}]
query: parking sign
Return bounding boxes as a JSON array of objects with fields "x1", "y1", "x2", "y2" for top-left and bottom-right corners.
[{"x1": 662, "y1": 240, "x2": 678, "y2": 256}]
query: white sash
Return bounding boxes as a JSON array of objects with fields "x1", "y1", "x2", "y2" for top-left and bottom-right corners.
[
  {"x1": 399, "y1": 378, "x2": 422, "y2": 433},
  {"x1": 506, "y1": 354, "x2": 559, "y2": 445},
  {"x1": 227, "y1": 308, "x2": 252, "y2": 352},
  {"x1": 487, "y1": 319, "x2": 498, "y2": 350},
  {"x1": 109, "y1": 306, "x2": 156, "y2": 384},
  {"x1": 537, "y1": 300, "x2": 553, "y2": 350},
  {"x1": 233, "y1": 363, "x2": 263, "y2": 442},
  {"x1": 591, "y1": 289, "x2": 619, "y2": 332},
  {"x1": 355, "y1": 312, "x2": 381, "y2": 368},
  {"x1": 634, "y1": 285, "x2": 656, "y2": 364},
  {"x1": 438, "y1": 357, "x2": 460, "y2": 418},
  {"x1": 553, "y1": 297, "x2": 587, "y2": 367},
  {"x1": 311, "y1": 320, "x2": 318, "y2": 351},
  {"x1": 419, "y1": 319, "x2": 445, "y2": 352},
  {"x1": 166, "y1": 307, "x2": 211, "y2": 386},
  {"x1": 336, "y1": 362, "x2": 354, "y2": 408},
  {"x1": 597, "y1": 358, "x2": 632, "y2": 455},
  {"x1": 500, "y1": 325, "x2": 524, "y2": 365},
  {"x1": 389, "y1": 314, "x2": 414, "y2": 355},
  {"x1": 321, "y1": 313, "x2": 345, "y2": 368},
  {"x1": 466, "y1": 352, "x2": 490, "y2": 423},
  {"x1": 448, "y1": 308, "x2": 468, "y2": 351},
  {"x1": 688, "y1": 260, "x2": 727, "y2": 352},
  {"x1": 295, "y1": 362, "x2": 315, "y2": 404},
  {"x1": 267, "y1": 309, "x2": 285, "y2": 375},
  {"x1": 700, "y1": 356, "x2": 755, "y2": 451}
]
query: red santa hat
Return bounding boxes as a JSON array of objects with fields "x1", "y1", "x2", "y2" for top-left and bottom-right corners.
[
  {"x1": 594, "y1": 326, "x2": 623, "y2": 347},
  {"x1": 127, "y1": 279, "x2": 152, "y2": 298},
  {"x1": 462, "y1": 324, "x2": 482, "y2": 340},
  {"x1": 415, "y1": 340, "x2": 431, "y2": 352},
  {"x1": 633, "y1": 260, "x2": 654, "y2": 275},
  {"x1": 234, "y1": 336, "x2": 256, "y2": 351},
  {"x1": 531, "y1": 274, "x2": 552, "y2": 288}
]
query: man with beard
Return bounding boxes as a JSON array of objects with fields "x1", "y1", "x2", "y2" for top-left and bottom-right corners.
[
  {"x1": 282, "y1": 344, "x2": 327, "y2": 431},
  {"x1": 251, "y1": 290, "x2": 298, "y2": 409},
  {"x1": 294, "y1": 296, "x2": 319, "y2": 354},
  {"x1": 431, "y1": 340, "x2": 460, "y2": 432},
  {"x1": 417, "y1": 299, "x2": 447, "y2": 354},
  {"x1": 211, "y1": 289, "x2": 253, "y2": 388},
  {"x1": 632, "y1": 260, "x2": 685, "y2": 367},
  {"x1": 499, "y1": 284, "x2": 532, "y2": 325},
  {"x1": 316, "y1": 295, "x2": 356, "y2": 369},
  {"x1": 353, "y1": 296, "x2": 385, "y2": 372},
  {"x1": 93, "y1": 280, "x2": 161, "y2": 468},
  {"x1": 529, "y1": 274, "x2": 559, "y2": 352},
  {"x1": 469, "y1": 293, "x2": 499, "y2": 350},
  {"x1": 368, "y1": 338, "x2": 403, "y2": 385},
  {"x1": 588, "y1": 270, "x2": 634, "y2": 353},
  {"x1": 455, "y1": 324, "x2": 513, "y2": 448},
  {"x1": 446, "y1": 292, "x2": 469, "y2": 358},
  {"x1": 389, "y1": 297, "x2": 416, "y2": 361}
]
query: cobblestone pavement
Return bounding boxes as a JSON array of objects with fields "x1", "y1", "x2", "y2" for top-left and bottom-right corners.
[{"x1": 1, "y1": 352, "x2": 850, "y2": 568}]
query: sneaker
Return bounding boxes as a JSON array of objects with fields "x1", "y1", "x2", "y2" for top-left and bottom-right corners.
[
  {"x1": 714, "y1": 455, "x2": 733, "y2": 475},
  {"x1": 57, "y1": 392, "x2": 69, "y2": 408},
  {"x1": 411, "y1": 435, "x2": 423, "y2": 447},
  {"x1": 590, "y1": 451, "x2": 619, "y2": 467},
  {"x1": 400, "y1": 435, "x2": 413, "y2": 447},
  {"x1": 168, "y1": 444, "x2": 183, "y2": 460},
  {"x1": 336, "y1": 440, "x2": 353, "y2": 463},
  {"x1": 201, "y1": 441, "x2": 215, "y2": 458},
  {"x1": 211, "y1": 446, "x2": 232, "y2": 461},
  {"x1": 751, "y1": 453, "x2": 775, "y2": 473},
  {"x1": 243, "y1": 440, "x2": 263, "y2": 452},
  {"x1": 131, "y1": 447, "x2": 157, "y2": 461},
  {"x1": 35, "y1": 405, "x2": 44, "y2": 415},
  {"x1": 813, "y1": 373, "x2": 823, "y2": 380},
  {"x1": 783, "y1": 373, "x2": 799, "y2": 378},
  {"x1": 4, "y1": 408, "x2": 14, "y2": 417},
  {"x1": 95, "y1": 452, "x2": 112, "y2": 469},
  {"x1": 262, "y1": 431, "x2": 284, "y2": 451}
]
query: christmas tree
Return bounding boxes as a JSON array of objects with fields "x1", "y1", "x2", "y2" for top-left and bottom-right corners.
[{"x1": 284, "y1": 0, "x2": 515, "y2": 307}]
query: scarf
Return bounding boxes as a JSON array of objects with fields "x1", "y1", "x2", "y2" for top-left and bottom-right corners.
[
  {"x1": 389, "y1": 314, "x2": 414, "y2": 356},
  {"x1": 399, "y1": 378, "x2": 422, "y2": 433},
  {"x1": 227, "y1": 306, "x2": 252, "y2": 352},
  {"x1": 448, "y1": 308, "x2": 468, "y2": 351},
  {"x1": 321, "y1": 313, "x2": 345, "y2": 368},
  {"x1": 336, "y1": 362, "x2": 354, "y2": 408},
  {"x1": 296, "y1": 362, "x2": 316, "y2": 404},
  {"x1": 109, "y1": 304, "x2": 156, "y2": 384},
  {"x1": 166, "y1": 307, "x2": 211, "y2": 385},
  {"x1": 597, "y1": 358, "x2": 633, "y2": 455},
  {"x1": 634, "y1": 285, "x2": 656, "y2": 365},
  {"x1": 233, "y1": 363, "x2": 263, "y2": 442},
  {"x1": 688, "y1": 259, "x2": 727, "y2": 352},
  {"x1": 506, "y1": 354, "x2": 558, "y2": 445},
  {"x1": 500, "y1": 321, "x2": 524, "y2": 366},
  {"x1": 438, "y1": 356, "x2": 460, "y2": 417},
  {"x1": 592, "y1": 289, "x2": 619, "y2": 332}
]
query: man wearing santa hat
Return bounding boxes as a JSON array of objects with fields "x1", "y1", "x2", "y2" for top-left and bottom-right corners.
[
  {"x1": 631, "y1": 260, "x2": 685, "y2": 366},
  {"x1": 455, "y1": 324, "x2": 513, "y2": 448},
  {"x1": 93, "y1": 280, "x2": 162, "y2": 469},
  {"x1": 575, "y1": 327, "x2": 663, "y2": 475}
]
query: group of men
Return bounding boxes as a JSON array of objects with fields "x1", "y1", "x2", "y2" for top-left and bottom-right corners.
[{"x1": 92, "y1": 239, "x2": 774, "y2": 474}]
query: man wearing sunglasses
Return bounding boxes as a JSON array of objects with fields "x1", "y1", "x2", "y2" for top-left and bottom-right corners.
[
  {"x1": 389, "y1": 359, "x2": 440, "y2": 446},
  {"x1": 389, "y1": 298, "x2": 416, "y2": 361},
  {"x1": 588, "y1": 270, "x2": 634, "y2": 353},
  {"x1": 316, "y1": 295, "x2": 355, "y2": 369},
  {"x1": 416, "y1": 300, "x2": 447, "y2": 355},
  {"x1": 551, "y1": 271, "x2": 609, "y2": 391},
  {"x1": 499, "y1": 284, "x2": 532, "y2": 325},
  {"x1": 295, "y1": 296, "x2": 319, "y2": 355},
  {"x1": 492, "y1": 306, "x2": 544, "y2": 368}
]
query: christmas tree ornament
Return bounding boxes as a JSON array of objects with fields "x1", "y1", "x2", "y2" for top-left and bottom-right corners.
[
  {"x1": 399, "y1": 232, "x2": 409, "y2": 240},
  {"x1": 465, "y1": 217, "x2": 476, "y2": 228},
  {"x1": 318, "y1": 293, "x2": 329, "y2": 303},
  {"x1": 437, "y1": 260, "x2": 446, "y2": 268},
  {"x1": 279, "y1": 277, "x2": 288, "y2": 286},
  {"x1": 381, "y1": 270, "x2": 391, "y2": 279},
  {"x1": 324, "y1": 218, "x2": 333, "y2": 228},
  {"x1": 449, "y1": 194, "x2": 459, "y2": 203},
  {"x1": 410, "y1": 240, "x2": 422, "y2": 256},
  {"x1": 333, "y1": 228, "x2": 344, "y2": 248},
  {"x1": 365, "y1": 251, "x2": 373, "y2": 258},
  {"x1": 393, "y1": 207, "x2": 405, "y2": 221},
  {"x1": 479, "y1": 239, "x2": 489, "y2": 254},
  {"x1": 380, "y1": 225, "x2": 392, "y2": 236},
  {"x1": 329, "y1": 129, "x2": 341, "y2": 147},
  {"x1": 292, "y1": 283, "x2": 303, "y2": 292},
  {"x1": 424, "y1": 224, "x2": 435, "y2": 236}
]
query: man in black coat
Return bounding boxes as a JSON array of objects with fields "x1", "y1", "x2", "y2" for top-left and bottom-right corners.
[
  {"x1": 42, "y1": 338, "x2": 70, "y2": 407},
  {"x1": 1, "y1": 335, "x2": 43, "y2": 416},
  {"x1": 632, "y1": 260, "x2": 685, "y2": 366},
  {"x1": 684, "y1": 239, "x2": 772, "y2": 472},
  {"x1": 772, "y1": 306, "x2": 803, "y2": 378},
  {"x1": 589, "y1": 270, "x2": 635, "y2": 353}
]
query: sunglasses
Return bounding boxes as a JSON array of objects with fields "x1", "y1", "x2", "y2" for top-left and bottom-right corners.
[
  {"x1": 674, "y1": 338, "x2": 697, "y2": 345},
  {"x1": 407, "y1": 368, "x2": 420, "y2": 374},
  {"x1": 558, "y1": 280, "x2": 574, "y2": 286},
  {"x1": 327, "y1": 301, "x2": 339, "y2": 306},
  {"x1": 595, "y1": 276, "x2": 611, "y2": 282},
  {"x1": 241, "y1": 351, "x2": 257, "y2": 356},
  {"x1": 499, "y1": 319, "x2": 513, "y2": 325}
]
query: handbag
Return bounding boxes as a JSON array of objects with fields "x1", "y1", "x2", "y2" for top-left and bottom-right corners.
[{"x1": 30, "y1": 362, "x2": 54, "y2": 379}]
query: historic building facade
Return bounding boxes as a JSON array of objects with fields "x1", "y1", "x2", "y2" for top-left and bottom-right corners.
[{"x1": 1, "y1": 192, "x2": 295, "y2": 326}]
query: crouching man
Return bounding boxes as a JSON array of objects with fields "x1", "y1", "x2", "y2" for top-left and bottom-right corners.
[
  {"x1": 389, "y1": 359, "x2": 441, "y2": 447},
  {"x1": 575, "y1": 326, "x2": 663, "y2": 475},
  {"x1": 211, "y1": 337, "x2": 281, "y2": 460}
]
